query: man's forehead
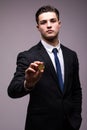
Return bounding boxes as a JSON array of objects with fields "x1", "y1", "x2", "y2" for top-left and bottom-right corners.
[{"x1": 38, "y1": 12, "x2": 57, "y2": 20}]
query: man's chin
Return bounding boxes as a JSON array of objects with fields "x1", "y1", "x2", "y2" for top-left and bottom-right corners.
[{"x1": 45, "y1": 36, "x2": 57, "y2": 41}]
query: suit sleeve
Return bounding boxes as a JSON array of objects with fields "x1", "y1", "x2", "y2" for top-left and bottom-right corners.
[
  {"x1": 7, "y1": 52, "x2": 30, "y2": 98},
  {"x1": 72, "y1": 52, "x2": 82, "y2": 115}
]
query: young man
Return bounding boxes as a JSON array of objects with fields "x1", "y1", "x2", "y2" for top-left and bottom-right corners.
[{"x1": 8, "y1": 5, "x2": 82, "y2": 130}]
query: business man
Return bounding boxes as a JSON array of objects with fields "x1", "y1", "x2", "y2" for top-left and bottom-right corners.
[{"x1": 8, "y1": 5, "x2": 82, "y2": 130}]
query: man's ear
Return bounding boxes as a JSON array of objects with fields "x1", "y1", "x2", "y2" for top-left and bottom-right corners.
[
  {"x1": 59, "y1": 20, "x2": 61, "y2": 27},
  {"x1": 36, "y1": 24, "x2": 40, "y2": 31},
  {"x1": 36, "y1": 24, "x2": 39, "y2": 28}
]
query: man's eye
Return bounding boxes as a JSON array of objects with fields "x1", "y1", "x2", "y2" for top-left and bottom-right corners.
[
  {"x1": 51, "y1": 19, "x2": 56, "y2": 23},
  {"x1": 40, "y1": 21, "x2": 47, "y2": 25}
]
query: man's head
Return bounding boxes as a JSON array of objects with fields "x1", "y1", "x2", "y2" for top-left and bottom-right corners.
[
  {"x1": 35, "y1": 5, "x2": 61, "y2": 45},
  {"x1": 35, "y1": 5, "x2": 60, "y2": 24}
]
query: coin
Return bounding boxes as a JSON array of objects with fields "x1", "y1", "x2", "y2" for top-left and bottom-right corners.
[{"x1": 38, "y1": 64, "x2": 45, "y2": 71}]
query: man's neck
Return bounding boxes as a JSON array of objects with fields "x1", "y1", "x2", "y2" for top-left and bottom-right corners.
[{"x1": 42, "y1": 38, "x2": 59, "y2": 47}]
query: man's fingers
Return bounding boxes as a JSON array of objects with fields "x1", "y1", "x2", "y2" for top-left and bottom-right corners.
[{"x1": 29, "y1": 61, "x2": 45, "y2": 72}]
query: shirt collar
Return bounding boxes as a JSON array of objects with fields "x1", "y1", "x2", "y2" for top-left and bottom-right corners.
[{"x1": 41, "y1": 39, "x2": 61, "y2": 53}]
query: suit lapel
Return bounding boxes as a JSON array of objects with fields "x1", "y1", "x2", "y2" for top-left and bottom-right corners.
[
  {"x1": 61, "y1": 45, "x2": 69, "y2": 94},
  {"x1": 38, "y1": 42, "x2": 59, "y2": 85}
]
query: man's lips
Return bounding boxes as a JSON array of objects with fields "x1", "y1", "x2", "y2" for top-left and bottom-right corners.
[{"x1": 46, "y1": 30, "x2": 54, "y2": 33}]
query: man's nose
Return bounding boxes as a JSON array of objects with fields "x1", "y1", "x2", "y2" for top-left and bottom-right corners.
[{"x1": 47, "y1": 21, "x2": 51, "y2": 28}]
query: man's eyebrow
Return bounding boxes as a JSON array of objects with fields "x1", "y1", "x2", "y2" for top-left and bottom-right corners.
[{"x1": 40, "y1": 18, "x2": 57, "y2": 21}]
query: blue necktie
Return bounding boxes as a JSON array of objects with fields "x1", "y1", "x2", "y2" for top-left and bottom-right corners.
[{"x1": 52, "y1": 48, "x2": 64, "y2": 92}]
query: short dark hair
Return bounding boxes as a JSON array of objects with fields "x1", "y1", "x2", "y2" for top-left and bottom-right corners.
[{"x1": 35, "y1": 5, "x2": 60, "y2": 24}]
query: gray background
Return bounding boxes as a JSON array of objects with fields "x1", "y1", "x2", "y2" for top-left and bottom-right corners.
[{"x1": 0, "y1": 0, "x2": 87, "y2": 130}]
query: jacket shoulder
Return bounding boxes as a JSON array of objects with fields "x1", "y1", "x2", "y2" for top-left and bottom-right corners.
[
  {"x1": 18, "y1": 42, "x2": 41, "y2": 57},
  {"x1": 61, "y1": 44, "x2": 77, "y2": 56},
  {"x1": 16, "y1": 42, "x2": 43, "y2": 64}
]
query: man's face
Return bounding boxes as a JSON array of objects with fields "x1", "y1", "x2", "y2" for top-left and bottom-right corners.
[{"x1": 37, "y1": 12, "x2": 61, "y2": 41}]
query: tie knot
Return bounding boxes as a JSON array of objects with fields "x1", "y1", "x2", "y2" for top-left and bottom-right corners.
[{"x1": 52, "y1": 48, "x2": 58, "y2": 54}]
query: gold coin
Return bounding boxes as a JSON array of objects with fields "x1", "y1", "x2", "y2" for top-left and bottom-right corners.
[{"x1": 38, "y1": 64, "x2": 45, "y2": 71}]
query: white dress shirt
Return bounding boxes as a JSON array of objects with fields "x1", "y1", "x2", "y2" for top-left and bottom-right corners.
[{"x1": 41, "y1": 39, "x2": 64, "y2": 83}]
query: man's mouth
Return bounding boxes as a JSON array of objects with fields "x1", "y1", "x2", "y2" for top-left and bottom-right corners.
[{"x1": 46, "y1": 30, "x2": 54, "y2": 33}]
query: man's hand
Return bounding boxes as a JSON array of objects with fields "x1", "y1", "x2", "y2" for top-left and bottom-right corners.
[{"x1": 24, "y1": 61, "x2": 45, "y2": 90}]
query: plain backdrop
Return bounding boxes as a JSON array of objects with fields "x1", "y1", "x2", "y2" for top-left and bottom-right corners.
[{"x1": 0, "y1": 0, "x2": 87, "y2": 130}]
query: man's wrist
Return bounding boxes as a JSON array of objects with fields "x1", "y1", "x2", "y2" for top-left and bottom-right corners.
[{"x1": 24, "y1": 80, "x2": 34, "y2": 91}]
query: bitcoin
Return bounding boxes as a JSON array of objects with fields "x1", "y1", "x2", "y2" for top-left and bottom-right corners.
[{"x1": 38, "y1": 64, "x2": 45, "y2": 71}]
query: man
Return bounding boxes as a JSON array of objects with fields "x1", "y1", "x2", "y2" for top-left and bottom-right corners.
[{"x1": 7, "y1": 5, "x2": 82, "y2": 130}]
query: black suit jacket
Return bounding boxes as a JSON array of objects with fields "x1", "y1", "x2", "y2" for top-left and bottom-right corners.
[{"x1": 8, "y1": 41, "x2": 82, "y2": 130}]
